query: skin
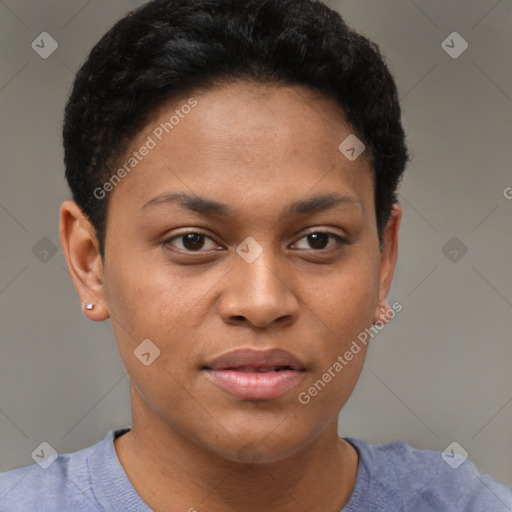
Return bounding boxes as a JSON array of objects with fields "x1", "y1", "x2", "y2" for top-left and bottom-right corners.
[{"x1": 60, "y1": 81, "x2": 401, "y2": 511}]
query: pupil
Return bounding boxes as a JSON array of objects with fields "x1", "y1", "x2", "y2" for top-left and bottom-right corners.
[
  {"x1": 309, "y1": 233, "x2": 328, "y2": 250},
  {"x1": 183, "y1": 233, "x2": 204, "y2": 250}
]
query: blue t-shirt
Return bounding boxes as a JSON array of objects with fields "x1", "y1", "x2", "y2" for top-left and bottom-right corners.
[{"x1": 1, "y1": 427, "x2": 511, "y2": 511}]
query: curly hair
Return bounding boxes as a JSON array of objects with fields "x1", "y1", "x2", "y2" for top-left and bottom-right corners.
[{"x1": 63, "y1": 0, "x2": 408, "y2": 258}]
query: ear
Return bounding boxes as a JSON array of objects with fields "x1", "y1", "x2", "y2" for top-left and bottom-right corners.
[
  {"x1": 372, "y1": 203, "x2": 401, "y2": 324},
  {"x1": 59, "y1": 200, "x2": 109, "y2": 321}
]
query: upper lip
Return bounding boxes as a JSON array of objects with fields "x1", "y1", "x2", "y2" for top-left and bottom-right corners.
[{"x1": 203, "y1": 348, "x2": 306, "y2": 371}]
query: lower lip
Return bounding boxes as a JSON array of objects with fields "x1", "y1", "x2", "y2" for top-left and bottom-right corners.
[{"x1": 203, "y1": 369, "x2": 305, "y2": 400}]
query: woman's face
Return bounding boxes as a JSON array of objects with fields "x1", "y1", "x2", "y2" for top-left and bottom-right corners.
[{"x1": 93, "y1": 81, "x2": 399, "y2": 463}]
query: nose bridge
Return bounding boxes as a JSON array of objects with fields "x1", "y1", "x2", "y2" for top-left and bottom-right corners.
[
  {"x1": 240, "y1": 247, "x2": 284, "y2": 299},
  {"x1": 220, "y1": 242, "x2": 298, "y2": 327}
]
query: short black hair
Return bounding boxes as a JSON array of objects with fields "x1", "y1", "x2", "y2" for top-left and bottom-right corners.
[{"x1": 63, "y1": 0, "x2": 408, "y2": 258}]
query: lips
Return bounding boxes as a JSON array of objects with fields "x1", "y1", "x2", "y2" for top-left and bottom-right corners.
[{"x1": 202, "y1": 348, "x2": 306, "y2": 400}]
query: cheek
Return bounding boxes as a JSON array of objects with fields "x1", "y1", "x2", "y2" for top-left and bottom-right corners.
[
  {"x1": 102, "y1": 251, "x2": 222, "y2": 388},
  {"x1": 102, "y1": 260, "x2": 201, "y2": 416},
  {"x1": 295, "y1": 255, "x2": 378, "y2": 401},
  {"x1": 301, "y1": 254, "x2": 379, "y2": 335},
  {"x1": 103, "y1": 249, "x2": 194, "y2": 335}
]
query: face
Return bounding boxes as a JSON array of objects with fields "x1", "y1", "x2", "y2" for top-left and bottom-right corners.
[{"x1": 62, "y1": 81, "x2": 400, "y2": 463}]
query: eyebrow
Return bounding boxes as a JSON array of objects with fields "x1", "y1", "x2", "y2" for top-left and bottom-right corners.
[{"x1": 142, "y1": 191, "x2": 364, "y2": 217}]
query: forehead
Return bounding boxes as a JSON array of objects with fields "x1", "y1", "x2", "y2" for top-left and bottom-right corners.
[{"x1": 107, "y1": 81, "x2": 374, "y2": 216}]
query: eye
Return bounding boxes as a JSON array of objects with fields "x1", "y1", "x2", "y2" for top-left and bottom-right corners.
[
  {"x1": 163, "y1": 231, "x2": 221, "y2": 252},
  {"x1": 291, "y1": 230, "x2": 348, "y2": 251},
  {"x1": 163, "y1": 229, "x2": 348, "y2": 255}
]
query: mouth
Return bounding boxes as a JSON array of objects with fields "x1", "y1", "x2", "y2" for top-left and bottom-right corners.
[{"x1": 202, "y1": 348, "x2": 306, "y2": 400}]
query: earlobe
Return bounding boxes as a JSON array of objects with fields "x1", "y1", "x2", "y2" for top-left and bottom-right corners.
[
  {"x1": 373, "y1": 302, "x2": 392, "y2": 325},
  {"x1": 59, "y1": 200, "x2": 110, "y2": 321}
]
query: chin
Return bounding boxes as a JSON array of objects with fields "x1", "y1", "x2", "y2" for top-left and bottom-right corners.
[{"x1": 202, "y1": 427, "x2": 313, "y2": 465}]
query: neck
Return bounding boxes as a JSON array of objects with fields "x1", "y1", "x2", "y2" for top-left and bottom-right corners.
[{"x1": 115, "y1": 388, "x2": 359, "y2": 512}]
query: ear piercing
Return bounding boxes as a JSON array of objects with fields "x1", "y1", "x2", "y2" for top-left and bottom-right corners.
[{"x1": 84, "y1": 303, "x2": 95, "y2": 310}]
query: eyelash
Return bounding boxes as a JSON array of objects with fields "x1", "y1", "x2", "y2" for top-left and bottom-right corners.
[{"x1": 162, "y1": 229, "x2": 348, "y2": 254}]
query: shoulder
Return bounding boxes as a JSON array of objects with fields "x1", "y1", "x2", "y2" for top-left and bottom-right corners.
[
  {"x1": 0, "y1": 433, "x2": 113, "y2": 512},
  {"x1": 345, "y1": 437, "x2": 512, "y2": 512}
]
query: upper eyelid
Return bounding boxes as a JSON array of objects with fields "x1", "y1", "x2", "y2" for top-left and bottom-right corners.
[
  {"x1": 163, "y1": 228, "x2": 347, "y2": 250},
  {"x1": 164, "y1": 229, "x2": 218, "y2": 243}
]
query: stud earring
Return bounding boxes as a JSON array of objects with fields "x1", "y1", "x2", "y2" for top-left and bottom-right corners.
[{"x1": 84, "y1": 303, "x2": 95, "y2": 310}]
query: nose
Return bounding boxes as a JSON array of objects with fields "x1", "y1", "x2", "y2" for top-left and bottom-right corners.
[{"x1": 218, "y1": 250, "x2": 300, "y2": 329}]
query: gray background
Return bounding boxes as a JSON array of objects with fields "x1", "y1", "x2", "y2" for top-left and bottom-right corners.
[{"x1": 1, "y1": 0, "x2": 511, "y2": 489}]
